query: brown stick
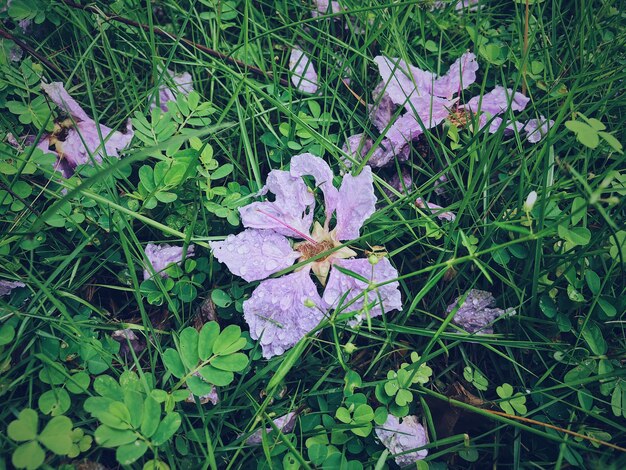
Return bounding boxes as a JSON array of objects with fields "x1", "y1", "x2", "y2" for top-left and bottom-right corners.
[
  {"x1": 58, "y1": 0, "x2": 289, "y2": 86},
  {"x1": 0, "y1": 27, "x2": 67, "y2": 80}
]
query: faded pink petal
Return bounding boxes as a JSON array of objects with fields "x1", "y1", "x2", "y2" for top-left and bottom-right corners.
[
  {"x1": 369, "y1": 81, "x2": 398, "y2": 132},
  {"x1": 144, "y1": 243, "x2": 195, "y2": 280},
  {"x1": 290, "y1": 153, "x2": 339, "y2": 220},
  {"x1": 41, "y1": 82, "x2": 91, "y2": 122},
  {"x1": 0, "y1": 280, "x2": 25, "y2": 296},
  {"x1": 209, "y1": 229, "x2": 300, "y2": 282},
  {"x1": 335, "y1": 166, "x2": 376, "y2": 240},
  {"x1": 289, "y1": 48, "x2": 318, "y2": 94},
  {"x1": 375, "y1": 415, "x2": 428, "y2": 466},
  {"x1": 245, "y1": 412, "x2": 298, "y2": 445},
  {"x1": 373, "y1": 56, "x2": 435, "y2": 107},
  {"x1": 153, "y1": 70, "x2": 193, "y2": 112},
  {"x1": 243, "y1": 269, "x2": 326, "y2": 359},
  {"x1": 447, "y1": 289, "x2": 514, "y2": 334},
  {"x1": 464, "y1": 86, "x2": 529, "y2": 115},
  {"x1": 524, "y1": 116, "x2": 554, "y2": 143},
  {"x1": 431, "y1": 52, "x2": 478, "y2": 99},
  {"x1": 415, "y1": 198, "x2": 456, "y2": 221},
  {"x1": 240, "y1": 170, "x2": 315, "y2": 238},
  {"x1": 323, "y1": 258, "x2": 402, "y2": 322}
]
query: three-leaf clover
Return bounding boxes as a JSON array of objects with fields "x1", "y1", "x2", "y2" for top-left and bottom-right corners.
[{"x1": 496, "y1": 383, "x2": 527, "y2": 415}]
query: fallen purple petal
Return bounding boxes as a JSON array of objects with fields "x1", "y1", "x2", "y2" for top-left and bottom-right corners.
[
  {"x1": 152, "y1": 70, "x2": 193, "y2": 112},
  {"x1": 289, "y1": 48, "x2": 319, "y2": 94},
  {"x1": 245, "y1": 412, "x2": 298, "y2": 445},
  {"x1": 375, "y1": 414, "x2": 429, "y2": 466},
  {"x1": 335, "y1": 166, "x2": 377, "y2": 240},
  {"x1": 0, "y1": 280, "x2": 25, "y2": 296},
  {"x1": 144, "y1": 243, "x2": 195, "y2": 280},
  {"x1": 524, "y1": 116, "x2": 554, "y2": 143},
  {"x1": 447, "y1": 289, "x2": 514, "y2": 334},
  {"x1": 415, "y1": 198, "x2": 456, "y2": 221}
]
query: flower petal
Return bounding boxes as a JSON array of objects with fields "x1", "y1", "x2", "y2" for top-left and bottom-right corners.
[
  {"x1": 369, "y1": 81, "x2": 398, "y2": 132},
  {"x1": 464, "y1": 86, "x2": 529, "y2": 116},
  {"x1": 0, "y1": 280, "x2": 25, "y2": 297},
  {"x1": 40, "y1": 82, "x2": 91, "y2": 122},
  {"x1": 289, "y1": 48, "x2": 318, "y2": 94},
  {"x1": 290, "y1": 153, "x2": 339, "y2": 220},
  {"x1": 374, "y1": 56, "x2": 435, "y2": 106},
  {"x1": 245, "y1": 412, "x2": 298, "y2": 445},
  {"x1": 153, "y1": 70, "x2": 193, "y2": 112},
  {"x1": 406, "y1": 95, "x2": 453, "y2": 129},
  {"x1": 524, "y1": 116, "x2": 554, "y2": 143},
  {"x1": 335, "y1": 166, "x2": 376, "y2": 240},
  {"x1": 209, "y1": 229, "x2": 300, "y2": 282},
  {"x1": 322, "y1": 258, "x2": 402, "y2": 321},
  {"x1": 243, "y1": 269, "x2": 326, "y2": 359},
  {"x1": 311, "y1": 0, "x2": 343, "y2": 17},
  {"x1": 447, "y1": 289, "x2": 513, "y2": 334},
  {"x1": 375, "y1": 415, "x2": 429, "y2": 466},
  {"x1": 144, "y1": 243, "x2": 195, "y2": 280},
  {"x1": 432, "y1": 52, "x2": 479, "y2": 99},
  {"x1": 240, "y1": 170, "x2": 315, "y2": 238},
  {"x1": 415, "y1": 198, "x2": 456, "y2": 221}
]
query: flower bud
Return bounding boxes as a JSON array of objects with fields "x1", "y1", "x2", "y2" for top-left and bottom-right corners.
[
  {"x1": 343, "y1": 342, "x2": 357, "y2": 354},
  {"x1": 523, "y1": 191, "x2": 538, "y2": 212},
  {"x1": 303, "y1": 298, "x2": 316, "y2": 308},
  {"x1": 368, "y1": 254, "x2": 379, "y2": 265}
]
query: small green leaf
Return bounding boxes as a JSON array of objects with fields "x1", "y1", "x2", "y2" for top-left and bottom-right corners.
[
  {"x1": 39, "y1": 415, "x2": 73, "y2": 455},
  {"x1": 66, "y1": 372, "x2": 90, "y2": 394},
  {"x1": 38, "y1": 389, "x2": 71, "y2": 416},
  {"x1": 94, "y1": 425, "x2": 137, "y2": 448},
  {"x1": 178, "y1": 327, "x2": 200, "y2": 370},
  {"x1": 335, "y1": 407, "x2": 351, "y2": 424},
  {"x1": 162, "y1": 349, "x2": 186, "y2": 378},
  {"x1": 581, "y1": 322, "x2": 607, "y2": 355},
  {"x1": 198, "y1": 365, "x2": 234, "y2": 386},
  {"x1": 187, "y1": 375, "x2": 215, "y2": 396},
  {"x1": 151, "y1": 412, "x2": 182, "y2": 446},
  {"x1": 210, "y1": 353, "x2": 249, "y2": 372},
  {"x1": 198, "y1": 322, "x2": 220, "y2": 360},
  {"x1": 8, "y1": 409, "x2": 39, "y2": 442},
  {"x1": 116, "y1": 440, "x2": 148, "y2": 465},
  {"x1": 94, "y1": 375, "x2": 124, "y2": 400},
  {"x1": 212, "y1": 325, "x2": 244, "y2": 355},
  {"x1": 12, "y1": 440, "x2": 45, "y2": 470},
  {"x1": 141, "y1": 397, "x2": 161, "y2": 438}
]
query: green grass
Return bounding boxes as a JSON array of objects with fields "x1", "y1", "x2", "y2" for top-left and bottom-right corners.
[{"x1": 0, "y1": 0, "x2": 625, "y2": 469}]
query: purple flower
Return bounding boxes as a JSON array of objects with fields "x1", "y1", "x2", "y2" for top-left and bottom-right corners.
[
  {"x1": 210, "y1": 153, "x2": 402, "y2": 358},
  {"x1": 289, "y1": 48, "x2": 318, "y2": 94},
  {"x1": 143, "y1": 243, "x2": 195, "y2": 280},
  {"x1": 523, "y1": 116, "x2": 554, "y2": 143},
  {"x1": 151, "y1": 70, "x2": 193, "y2": 112},
  {"x1": 0, "y1": 280, "x2": 25, "y2": 297},
  {"x1": 415, "y1": 198, "x2": 456, "y2": 221},
  {"x1": 375, "y1": 415, "x2": 429, "y2": 466},
  {"x1": 244, "y1": 411, "x2": 298, "y2": 445},
  {"x1": 447, "y1": 289, "x2": 515, "y2": 334},
  {"x1": 311, "y1": 0, "x2": 343, "y2": 17},
  {"x1": 9, "y1": 82, "x2": 134, "y2": 178}
]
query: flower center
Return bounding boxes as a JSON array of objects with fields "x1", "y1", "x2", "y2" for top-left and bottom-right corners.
[
  {"x1": 296, "y1": 239, "x2": 335, "y2": 261},
  {"x1": 448, "y1": 110, "x2": 470, "y2": 128}
]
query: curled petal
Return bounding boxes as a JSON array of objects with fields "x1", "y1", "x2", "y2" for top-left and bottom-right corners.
[
  {"x1": 447, "y1": 289, "x2": 514, "y2": 334},
  {"x1": 144, "y1": 243, "x2": 194, "y2": 280},
  {"x1": 374, "y1": 56, "x2": 435, "y2": 106},
  {"x1": 290, "y1": 153, "x2": 339, "y2": 219},
  {"x1": 0, "y1": 280, "x2": 25, "y2": 297},
  {"x1": 323, "y1": 258, "x2": 402, "y2": 321},
  {"x1": 369, "y1": 81, "x2": 398, "y2": 132},
  {"x1": 375, "y1": 415, "x2": 429, "y2": 466},
  {"x1": 464, "y1": 86, "x2": 529, "y2": 116},
  {"x1": 432, "y1": 52, "x2": 479, "y2": 99},
  {"x1": 243, "y1": 270, "x2": 326, "y2": 358},
  {"x1": 524, "y1": 116, "x2": 554, "y2": 143},
  {"x1": 335, "y1": 166, "x2": 376, "y2": 240},
  {"x1": 40, "y1": 82, "x2": 91, "y2": 122},
  {"x1": 415, "y1": 198, "x2": 456, "y2": 221},
  {"x1": 289, "y1": 48, "x2": 318, "y2": 94},
  {"x1": 245, "y1": 412, "x2": 298, "y2": 445},
  {"x1": 209, "y1": 229, "x2": 299, "y2": 282}
]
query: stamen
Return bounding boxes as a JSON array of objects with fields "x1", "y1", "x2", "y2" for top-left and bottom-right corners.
[{"x1": 256, "y1": 209, "x2": 317, "y2": 244}]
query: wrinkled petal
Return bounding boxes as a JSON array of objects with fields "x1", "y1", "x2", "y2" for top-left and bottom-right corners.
[
  {"x1": 290, "y1": 153, "x2": 339, "y2": 220},
  {"x1": 375, "y1": 415, "x2": 428, "y2": 466},
  {"x1": 0, "y1": 280, "x2": 25, "y2": 296},
  {"x1": 369, "y1": 81, "x2": 398, "y2": 132},
  {"x1": 40, "y1": 82, "x2": 91, "y2": 122},
  {"x1": 447, "y1": 289, "x2": 514, "y2": 334},
  {"x1": 374, "y1": 56, "x2": 435, "y2": 106},
  {"x1": 464, "y1": 86, "x2": 529, "y2": 115},
  {"x1": 144, "y1": 243, "x2": 195, "y2": 280},
  {"x1": 335, "y1": 166, "x2": 376, "y2": 240},
  {"x1": 384, "y1": 168, "x2": 413, "y2": 199},
  {"x1": 524, "y1": 116, "x2": 554, "y2": 143},
  {"x1": 290, "y1": 48, "x2": 318, "y2": 94},
  {"x1": 153, "y1": 70, "x2": 193, "y2": 112},
  {"x1": 415, "y1": 198, "x2": 456, "y2": 221},
  {"x1": 240, "y1": 170, "x2": 315, "y2": 238},
  {"x1": 243, "y1": 269, "x2": 326, "y2": 358},
  {"x1": 407, "y1": 95, "x2": 454, "y2": 129},
  {"x1": 323, "y1": 258, "x2": 402, "y2": 321},
  {"x1": 245, "y1": 412, "x2": 298, "y2": 445},
  {"x1": 432, "y1": 52, "x2": 479, "y2": 99},
  {"x1": 342, "y1": 133, "x2": 373, "y2": 168},
  {"x1": 209, "y1": 229, "x2": 300, "y2": 282}
]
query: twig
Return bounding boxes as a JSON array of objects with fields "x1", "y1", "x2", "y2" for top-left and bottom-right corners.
[
  {"x1": 0, "y1": 27, "x2": 67, "y2": 80},
  {"x1": 58, "y1": 0, "x2": 289, "y2": 87}
]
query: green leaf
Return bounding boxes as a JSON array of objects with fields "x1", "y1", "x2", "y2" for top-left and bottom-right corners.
[
  {"x1": 12, "y1": 441, "x2": 45, "y2": 470},
  {"x1": 94, "y1": 375, "x2": 124, "y2": 400},
  {"x1": 198, "y1": 322, "x2": 220, "y2": 360},
  {"x1": 162, "y1": 349, "x2": 186, "y2": 378},
  {"x1": 66, "y1": 372, "x2": 90, "y2": 394},
  {"x1": 353, "y1": 404, "x2": 374, "y2": 424},
  {"x1": 611, "y1": 385, "x2": 621, "y2": 417},
  {"x1": 116, "y1": 441, "x2": 148, "y2": 465},
  {"x1": 335, "y1": 407, "x2": 351, "y2": 424},
  {"x1": 496, "y1": 383, "x2": 513, "y2": 399},
  {"x1": 210, "y1": 353, "x2": 249, "y2": 372},
  {"x1": 585, "y1": 270, "x2": 601, "y2": 295},
  {"x1": 212, "y1": 325, "x2": 244, "y2": 355},
  {"x1": 186, "y1": 375, "x2": 215, "y2": 396},
  {"x1": 598, "y1": 131, "x2": 623, "y2": 153},
  {"x1": 38, "y1": 389, "x2": 71, "y2": 416},
  {"x1": 124, "y1": 391, "x2": 144, "y2": 429},
  {"x1": 211, "y1": 289, "x2": 231, "y2": 308},
  {"x1": 38, "y1": 415, "x2": 73, "y2": 455},
  {"x1": 151, "y1": 413, "x2": 182, "y2": 446},
  {"x1": 597, "y1": 297, "x2": 617, "y2": 317},
  {"x1": 210, "y1": 163, "x2": 234, "y2": 180},
  {"x1": 198, "y1": 365, "x2": 234, "y2": 386},
  {"x1": 0, "y1": 324, "x2": 16, "y2": 346},
  {"x1": 581, "y1": 322, "x2": 607, "y2": 355},
  {"x1": 565, "y1": 120, "x2": 599, "y2": 149},
  {"x1": 570, "y1": 197, "x2": 586, "y2": 226},
  {"x1": 141, "y1": 397, "x2": 161, "y2": 439},
  {"x1": 178, "y1": 327, "x2": 200, "y2": 370},
  {"x1": 94, "y1": 425, "x2": 137, "y2": 448},
  {"x1": 8, "y1": 409, "x2": 39, "y2": 442},
  {"x1": 394, "y1": 389, "x2": 413, "y2": 407}
]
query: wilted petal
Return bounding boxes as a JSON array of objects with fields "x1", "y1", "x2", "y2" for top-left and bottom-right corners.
[
  {"x1": 335, "y1": 166, "x2": 376, "y2": 240},
  {"x1": 40, "y1": 82, "x2": 91, "y2": 122},
  {"x1": 464, "y1": 86, "x2": 529, "y2": 115},
  {"x1": 243, "y1": 269, "x2": 326, "y2": 358},
  {"x1": 375, "y1": 415, "x2": 428, "y2": 466},
  {"x1": 311, "y1": 0, "x2": 343, "y2": 17},
  {"x1": 144, "y1": 243, "x2": 195, "y2": 280},
  {"x1": 245, "y1": 412, "x2": 298, "y2": 445},
  {"x1": 524, "y1": 116, "x2": 554, "y2": 143},
  {"x1": 415, "y1": 198, "x2": 456, "y2": 221},
  {"x1": 374, "y1": 56, "x2": 435, "y2": 106},
  {"x1": 432, "y1": 52, "x2": 479, "y2": 99},
  {"x1": 209, "y1": 229, "x2": 299, "y2": 282},
  {"x1": 447, "y1": 289, "x2": 514, "y2": 334},
  {"x1": 408, "y1": 95, "x2": 454, "y2": 128},
  {"x1": 290, "y1": 153, "x2": 339, "y2": 219},
  {"x1": 0, "y1": 280, "x2": 25, "y2": 296},
  {"x1": 290, "y1": 48, "x2": 318, "y2": 94},
  {"x1": 153, "y1": 70, "x2": 193, "y2": 112},
  {"x1": 342, "y1": 133, "x2": 373, "y2": 167},
  {"x1": 240, "y1": 170, "x2": 314, "y2": 238},
  {"x1": 383, "y1": 168, "x2": 413, "y2": 199},
  {"x1": 369, "y1": 81, "x2": 398, "y2": 132},
  {"x1": 323, "y1": 258, "x2": 402, "y2": 321}
]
